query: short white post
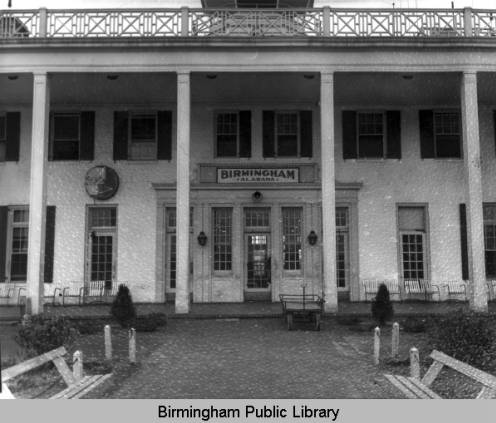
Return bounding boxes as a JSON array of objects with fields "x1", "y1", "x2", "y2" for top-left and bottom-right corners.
[
  {"x1": 129, "y1": 328, "x2": 136, "y2": 364},
  {"x1": 392, "y1": 322, "x2": 399, "y2": 360},
  {"x1": 73, "y1": 350, "x2": 83, "y2": 381},
  {"x1": 373, "y1": 327, "x2": 381, "y2": 365},
  {"x1": 410, "y1": 347, "x2": 420, "y2": 379},
  {"x1": 104, "y1": 325, "x2": 112, "y2": 361}
]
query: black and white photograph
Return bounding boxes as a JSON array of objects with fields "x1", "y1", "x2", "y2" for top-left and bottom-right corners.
[{"x1": 1, "y1": 0, "x2": 496, "y2": 419}]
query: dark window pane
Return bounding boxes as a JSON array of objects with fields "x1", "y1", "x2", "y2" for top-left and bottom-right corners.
[
  {"x1": 54, "y1": 115, "x2": 79, "y2": 140},
  {"x1": 277, "y1": 135, "x2": 298, "y2": 156},
  {"x1": 217, "y1": 135, "x2": 238, "y2": 157},
  {"x1": 436, "y1": 135, "x2": 461, "y2": 158},
  {"x1": 131, "y1": 115, "x2": 156, "y2": 142},
  {"x1": 358, "y1": 135, "x2": 383, "y2": 158},
  {"x1": 53, "y1": 140, "x2": 79, "y2": 160},
  {"x1": 0, "y1": 116, "x2": 5, "y2": 140}
]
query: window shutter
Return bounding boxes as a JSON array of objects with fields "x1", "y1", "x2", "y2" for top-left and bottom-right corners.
[
  {"x1": 79, "y1": 111, "x2": 95, "y2": 161},
  {"x1": 44, "y1": 206, "x2": 56, "y2": 283},
  {"x1": 460, "y1": 203, "x2": 469, "y2": 281},
  {"x1": 239, "y1": 111, "x2": 251, "y2": 158},
  {"x1": 419, "y1": 110, "x2": 435, "y2": 158},
  {"x1": 386, "y1": 111, "x2": 401, "y2": 159},
  {"x1": 6, "y1": 112, "x2": 20, "y2": 161},
  {"x1": 157, "y1": 111, "x2": 172, "y2": 160},
  {"x1": 342, "y1": 111, "x2": 357, "y2": 159},
  {"x1": 262, "y1": 111, "x2": 275, "y2": 158},
  {"x1": 113, "y1": 111, "x2": 128, "y2": 160},
  {"x1": 493, "y1": 110, "x2": 496, "y2": 156},
  {"x1": 0, "y1": 207, "x2": 7, "y2": 282},
  {"x1": 299, "y1": 110, "x2": 313, "y2": 158}
]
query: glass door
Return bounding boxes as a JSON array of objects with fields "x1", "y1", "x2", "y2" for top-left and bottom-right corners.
[
  {"x1": 246, "y1": 234, "x2": 271, "y2": 291},
  {"x1": 89, "y1": 232, "x2": 115, "y2": 289}
]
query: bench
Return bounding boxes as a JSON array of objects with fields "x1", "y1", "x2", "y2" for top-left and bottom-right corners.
[
  {"x1": 279, "y1": 294, "x2": 323, "y2": 331},
  {"x1": 362, "y1": 279, "x2": 401, "y2": 301},
  {"x1": 1, "y1": 346, "x2": 111, "y2": 399},
  {"x1": 80, "y1": 281, "x2": 125, "y2": 304},
  {"x1": 0, "y1": 284, "x2": 15, "y2": 303},
  {"x1": 444, "y1": 281, "x2": 468, "y2": 301},
  {"x1": 403, "y1": 279, "x2": 440, "y2": 301},
  {"x1": 44, "y1": 285, "x2": 63, "y2": 306},
  {"x1": 385, "y1": 350, "x2": 496, "y2": 399}
]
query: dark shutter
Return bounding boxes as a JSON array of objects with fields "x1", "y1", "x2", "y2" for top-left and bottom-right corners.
[
  {"x1": 299, "y1": 110, "x2": 313, "y2": 158},
  {"x1": 0, "y1": 207, "x2": 8, "y2": 283},
  {"x1": 79, "y1": 111, "x2": 95, "y2": 161},
  {"x1": 342, "y1": 111, "x2": 357, "y2": 159},
  {"x1": 419, "y1": 110, "x2": 435, "y2": 159},
  {"x1": 493, "y1": 110, "x2": 496, "y2": 156},
  {"x1": 113, "y1": 111, "x2": 128, "y2": 160},
  {"x1": 460, "y1": 204, "x2": 469, "y2": 281},
  {"x1": 239, "y1": 111, "x2": 251, "y2": 158},
  {"x1": 6, "y1": 112, "x2": 20, "y2": 161},
  {"x1": 262, "y1": 111, "x2": 275, "y2": 158},
  {"x1": 44, "y1": 206, "x2": 56, "y2": 283},
  {"x1": 157, "y1": 111, "x2": 172, "y2": 160},
  {"x1": 386, "y1": 111, "x2": 401, "y2": 159}
]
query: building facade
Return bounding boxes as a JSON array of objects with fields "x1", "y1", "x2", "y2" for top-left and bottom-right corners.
[{"x1": 0, "y1": 1, "x2": 495, "y2": 313}]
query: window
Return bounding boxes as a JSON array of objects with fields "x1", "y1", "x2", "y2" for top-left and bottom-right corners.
[
  {"x1": 282, "y1": 207, "x2": 302, "y2": 271},
  {"x1": 213, "y1": 208, "x2": 232, "y2": 271},
  {"x1": 398, "y1": 206, "x2": 428, "y2": 280},
  {"x1": 129, "y1": 113, "x2": 157, "y2": 160},
  {"x1": 336, "y1": 207, "x2": 349, "y2": 289},
  {"x1": 52, "y1": 113, "x2": 80, "y2": 160},
  {"x1": 484, "y1": 204, "x2": 496, "y2": 278},
  {"x1": 8, "y1": 207, "x2": 29, "y2": 282},
  {"x1": 433, "y1": 111, "x2": 461, "y2": 158},
  {"x1": 216, "y1": 112, "x2": 238, "y2": 157},
  {"x1": 357, "y1": 112, "x2": 384, "y2": 158},
  {"x1": 0, "y1": 114, "x2": 5, "y2": 161},
  {"x1": 276, "y1": 112, "x2": 299, "y2": 157}
]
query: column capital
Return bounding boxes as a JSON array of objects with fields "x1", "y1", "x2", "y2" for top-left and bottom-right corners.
[
  {"x1": 320, "y1": 72, "x2": 334, "y2": 84},
  {"x1": 177, "y1": 71, "x2": 191, "y2": 83},
  {"x1": 462, "y1": 70, "x2": 478, "y2": 80}
]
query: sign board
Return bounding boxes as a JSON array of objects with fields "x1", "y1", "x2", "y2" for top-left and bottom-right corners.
[{"x1": 217, "y1": 168, "x2": 299, "y2": 184}]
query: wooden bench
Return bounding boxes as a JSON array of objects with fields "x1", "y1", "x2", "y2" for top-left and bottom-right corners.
[
  {"x1": 1, "y1": 346, "x2": 111, "y2": 399},
  {"x1": 444, "y1": 281, "x2": 468, "y2": 301},
  {"x1": 362, "y1": 279, "x2": 401, "y2": 301},
  {"x1": 0, "y1": 284, "x2": 15, "y2": 303},
  {"x1": 279, "y1": 294, "x2": 323, "y2": 331},
  {"x1": 385, "y1": 350, "x2": 496, "y2": 399},
  {"x1": 403, "y1": 279, "x2": 440, "y2": 301}
]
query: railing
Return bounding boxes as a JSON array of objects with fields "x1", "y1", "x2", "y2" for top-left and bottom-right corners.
[{"x1": 0, "y1": 7, "x2": 495, "y2": 39}]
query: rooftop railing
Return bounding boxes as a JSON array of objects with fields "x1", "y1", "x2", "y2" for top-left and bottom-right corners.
[{"x1": 0, "y1": 7, "x2": 495, "y2": 39}]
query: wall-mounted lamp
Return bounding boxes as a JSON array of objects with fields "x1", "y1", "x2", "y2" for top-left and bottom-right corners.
[
  {"x1": 303, "y1": 74, "x2": 315, "y2": 80},
  {"x1": 7, "y1": 75, "x2": 18, "y2": 81},
  {"x1": 206, "y1": 74, "x2": 217, "y2": 80},
  {"x1": 106, "y1": 74, "x2": 119, "y2": 81},
  {"x1": 197, "y1": 231, "x2": 208, "y2": 246},
  {"x1": 307, "y1": 230, "x2": 318, "y2": 246},
  {"x1": 252, "y1": 191, "x2": 263, "y2": 202},
  {"x1": 402, "y1": 74, "x2": 414, "y2": 80}
]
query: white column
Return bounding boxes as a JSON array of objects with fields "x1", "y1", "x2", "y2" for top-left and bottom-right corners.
[
  {"x1": 175, "y1": 71, "x2": 191, "y2": 314},
  {"x1": 26, "y1": 73, "x2": 50, "y2": 315},
  {"x1": 461, "y1": 71, "x2": 488, "y2": 312},
  {"x1": 320, "y1": 72, "x2": 337, "y2": 313}
]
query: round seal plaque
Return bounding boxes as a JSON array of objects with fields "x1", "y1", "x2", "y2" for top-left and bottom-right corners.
[{"x1": 84, "y1": 166, "x2": 119, "y2": 201}]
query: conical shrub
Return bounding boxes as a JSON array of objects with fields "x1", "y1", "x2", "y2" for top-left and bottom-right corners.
[{"x1": 111, "y1": 284, "x2": 136, "y2": 328}]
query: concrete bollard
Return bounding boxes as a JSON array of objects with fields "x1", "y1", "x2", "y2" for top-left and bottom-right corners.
[
  {"x1": 373, "y1": 326, "x2": 381, "y2": 365},
  {"x1": 104, "y1": 325, "x2": 112, "y2": 361},
  {"x1": 392, "y1": 322, "x2": 399, "y2": 360},
  {"x1": 73, "y1": 350, "x2": 83, "y2": 381},
  {"x1": 410, "y1": 347, "x2": 420, "y2": 379},
  {"x1": 129, "y1": 328, "x2": 136, "y2": 364}
]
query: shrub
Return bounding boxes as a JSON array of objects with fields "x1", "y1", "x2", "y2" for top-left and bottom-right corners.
[
  {"x1": 16, "y1": 316, "x2": 78, "y2": 355},
  {"x1": 428, "y1": 310, "x2": 496, "y2": 370},
  {"x1": 401, "y1": 316, "x2": 429, "y2": 333},
  {"x1": 132, "y1": 313, "x2": 167, "y2": 332},
  {"x1": 111, "y1": 284, "x2": 136, "y2": 328},
  {"x1": 73, "y1": 319, "x2": 108, "y2": 335},
  {"x1": 371, "y1": 284, "x2": 394, "y2": 326}
]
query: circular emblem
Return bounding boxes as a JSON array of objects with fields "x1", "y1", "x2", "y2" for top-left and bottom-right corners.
[{"x1": 84, "y1": 166, "x2": 119, "y2": 201}]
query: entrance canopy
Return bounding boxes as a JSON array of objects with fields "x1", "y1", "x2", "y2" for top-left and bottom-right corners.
[{"x1": 201, "y1": 0, "x2": 314, "y2": 8}]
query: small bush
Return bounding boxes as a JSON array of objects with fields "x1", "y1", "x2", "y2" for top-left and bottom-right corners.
[
  {"x1": 73, "y1": 319, "x2": 108, "y2": 335},
  {"x1": 371, "y1": 284, "x2": 394, "y2": 326},
  {"x1": 16, "y1": 316, "x2": 78, "y2": 356},
  {"x1": 401, "y1": 316, "x2": 429, "y2": 333},
  {"x1": 111, "y1": 285, "x2": 137, "y2": 328},
  {"x1": 428, "y1": 310, "x2": 496, "y2": 370},
  {"x1": 133, "y1": 313, "x2": 167, "y2": 332}
]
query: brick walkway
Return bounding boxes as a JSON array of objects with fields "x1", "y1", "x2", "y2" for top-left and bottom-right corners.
[{"x1": 89, "y1": 318, "x2": 402, "y2": 399}]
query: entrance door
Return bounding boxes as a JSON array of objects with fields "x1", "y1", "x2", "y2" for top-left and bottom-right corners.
[
  {"x1": 245, "y1": 234, "x2": 271, "y2": 295},
  {"x1": 89, "y1": 231, "x2": 115, "y2": 289},
  {"x1": 336, "y1": 207, "x2": 350, "y2": 292}
]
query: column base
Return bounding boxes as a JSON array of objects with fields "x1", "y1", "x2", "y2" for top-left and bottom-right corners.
[
  {"x1": 174, "y1": 296, "x2": 190, "y2": 314},
  {"x1": 324, "y1": 300, "x2": 338, "y2": 314}
]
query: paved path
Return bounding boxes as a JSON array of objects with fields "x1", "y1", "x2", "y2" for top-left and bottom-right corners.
[{"x1": 98, "y1": 319, "x2": 401, "y2": 399}]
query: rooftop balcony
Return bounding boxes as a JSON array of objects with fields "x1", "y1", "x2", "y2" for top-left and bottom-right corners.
[{"x1": 0, "y1": 7, "x2": 495, "y2": 40}]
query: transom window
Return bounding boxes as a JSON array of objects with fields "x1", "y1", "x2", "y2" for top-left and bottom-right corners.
[
  {"x1": 89, "y1": 207, "x2": 117, "y2": 228},
  {"x1": 166, "y1": 207, "x2": 194, "y2": 230},
  {"x1": 433, "y1": 111, "x2": 461, "y2": 158},
  {"x1": 0, "y1": 114, "x2": 6, "y2": 161},
  {"x1": 484, "y1": 204, "x2": 496, "y2": 278},
  {"x1": 282, "y1": 207, "x2": 302, "y2": 271},
  {"x1": 9, "y1": 207, "x2": 29, "y2": 282},
  {"x1": 52, "y1": 113, "x2": 80, "y2": 160},
  {"x1": 213, "y1": 208, "x2": 232, "y2": 271},
  {"x1": 129, "y1": 113, "x2": 157, "y2": 160},
  {"x1": 245, "y1": 208, "x2": 270, "y2": 229},
  {"x1": 216, "y1": 112, "x2": 238, "y2": 157},
  {"x1": 276, "y1": 112, "x2": 299, "y2": 157},
  {"x1": 357, "y1": 112, "x2": 384, "y2": 158}
]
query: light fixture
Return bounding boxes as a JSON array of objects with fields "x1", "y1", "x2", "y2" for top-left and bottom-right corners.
[
  {"x1": 7, "y1": 75, "x2": 18, "y2": 81},
  {"x1": 197, "y1": 231, "x2": 207, "y2": 246},
  {"x1": 206, "y1": 74, "x2": 217, "y2": 80},
  {"x1": 303, "y1": 74, "x2": 315, "y2": 80},
  {"x1": 106, "y1": 74, "x2": 119, "y2": 80},
  {"x1": 402, "y1": 74, "x2": 414, "y2": 80},
  {"x1": 307, "y1": 230, "x2": 318, "y2": 246},
  {"x1": 252, "y1": 191, "x2": 263, "y2": 202}
]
